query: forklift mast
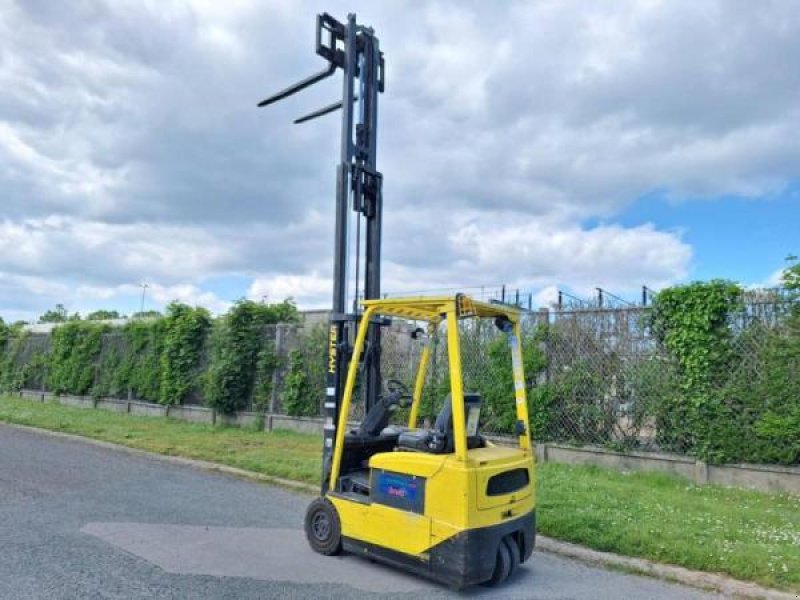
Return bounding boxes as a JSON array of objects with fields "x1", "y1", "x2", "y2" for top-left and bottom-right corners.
[{"x1": 257, "y1": 13, "x2": 386, "y2": 491}]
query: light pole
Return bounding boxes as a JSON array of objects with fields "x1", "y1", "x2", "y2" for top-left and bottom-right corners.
[{"x1": 139, "y1": 283, "x2": 149, "y2": 314}]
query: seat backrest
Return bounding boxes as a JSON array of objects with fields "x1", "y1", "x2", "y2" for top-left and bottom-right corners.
[
  {"x1": 359, "y1": 398, "x2": 393, "y2": 437},
  {"x1": 434, "y1": 393, "x2": 482, "y2": 451}
]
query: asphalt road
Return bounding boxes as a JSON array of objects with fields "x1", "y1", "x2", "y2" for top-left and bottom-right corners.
[{"x1": 0, "y1": 424, "x2": 721, "y2": 600}]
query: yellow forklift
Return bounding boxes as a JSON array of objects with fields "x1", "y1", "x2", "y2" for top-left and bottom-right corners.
[
  {"x1": 309, "y1": 294, "x2": 536, "y2": 588},
  {"x1": 257, "y1": 13, "x2": 536, "y2": 588}
]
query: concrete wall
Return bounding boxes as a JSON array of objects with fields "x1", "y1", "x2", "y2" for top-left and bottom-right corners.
[
  {"x1": 168, "y1": 405, "x2": 215, "y2": 424},
  {"x1": 707, "y1": 462, "x2": 800, "y2": 495},
  {"x1": 59, "y1": 395, "x2": 95, "y2": 409},
  {"x1": 8, "y1": 390, "x2": 800, "y2": 496},
  {"x1": 129, "y1": 401, "x2": 167, "y2": 417},
  {"x1": 95, "y1": 399, "x2": 130, "y2": 413},
  {"x1": 542, "y1": 444, "x2": 698, "y2": 481},
  {"x1": 270, "y1": 414, "x2": 325, "y2": 435},
  {"x1": 217, "y1": 411, "x2": 260, "y2": 428}
]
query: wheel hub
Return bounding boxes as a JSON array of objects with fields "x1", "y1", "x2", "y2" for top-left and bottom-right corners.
[{"x1": 311, "y1": 511, "x2": 330, "y2": 541}]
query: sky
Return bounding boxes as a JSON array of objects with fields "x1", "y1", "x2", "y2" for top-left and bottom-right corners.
[{"x1": 0, "y1": 0, "x2": 798, "y2": 322}]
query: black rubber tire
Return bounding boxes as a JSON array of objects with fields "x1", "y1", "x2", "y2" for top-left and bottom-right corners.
[
  {"x1": 304, "y1": 497, "x2": 342, "y2": 556},
  {"x1": 504, "y1": 535, "x2": 521, "y2": 580},
  {"x1": 481, "y1": 539, "x2": 512, "y2": 586}
]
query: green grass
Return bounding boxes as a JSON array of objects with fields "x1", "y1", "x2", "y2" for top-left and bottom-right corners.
[
  {"x1": 0, "y1": 396, "x2": 321, "y2": 483},
  {"x1": 537, "y1": 463, "x2": 800, "y2": 591},
  {"x1": 1, "y1": 395, "x2": 798, "y2": 591}
]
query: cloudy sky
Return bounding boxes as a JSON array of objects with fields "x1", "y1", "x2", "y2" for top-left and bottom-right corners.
[{"x1": 1, "y1": 0, "x2": 798, "y2": 321}]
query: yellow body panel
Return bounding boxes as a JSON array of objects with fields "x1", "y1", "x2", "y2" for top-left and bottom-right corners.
[
  {"x1": 330, "y1": 446, "x2": 536, "y2": 557},
  {"x1": 329, "y1": 495, "x2": 432, "y2": 557}
]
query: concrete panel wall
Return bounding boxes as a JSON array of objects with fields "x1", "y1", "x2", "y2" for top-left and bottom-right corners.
[
  {"x1": 545, "y1": 444, "x2": 698, "y2": 481},
  {"x1": 95, "y1": 399, "x2": 130, "y2": 413},
  {"x1": 217, "y1": 411, "x2": 260, "y2": 428},
  {"x1": 168, "y1": 405, "x2": 214, "y2": 424},
  {"x1": 708, "y1": 462, "x2": 800, "y2": 495},
  {"x1": 59, "y1": 395, "x2": 95, "y2": 409},
  {"x1": 129, "y1": 402, "x2": 166, "y2": 417},
  {"x1": 270, "y1": 415, "x2": 324, "y2": 435}
]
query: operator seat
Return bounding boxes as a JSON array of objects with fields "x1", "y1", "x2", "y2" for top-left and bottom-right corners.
[
  {"x1": 397, "y1": 393, "x2": 483, "y2": 454},
  {"x1": 355, "y1": 394, "x2": 410, "y2": 438},
  {"x1": 358, "y1": 397, "x2": 394, "y2": 437}
]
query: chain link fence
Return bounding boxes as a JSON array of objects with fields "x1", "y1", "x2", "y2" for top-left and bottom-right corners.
[
  {"x1": 2, "y1": 292, "x2": 798, "y2": 464},
  {"x1": 376, "y1": 295, "x2": 798, "y2": 463}
]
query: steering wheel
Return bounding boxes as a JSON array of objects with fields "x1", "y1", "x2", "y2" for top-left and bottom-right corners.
[{"x1": 384, "y1": 378, "x2": 412, "y2": 408}]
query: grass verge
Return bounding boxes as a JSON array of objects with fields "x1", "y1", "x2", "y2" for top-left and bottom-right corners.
[
  {"x1": 1, "y1": 395, "x2": 798, "y2": 591},
  {"x1": 0, "y1": 396, "x2": 321, "y2": 483},
  {"x1": 538, "y1": 462, "x2": 800, "y2": 591}
]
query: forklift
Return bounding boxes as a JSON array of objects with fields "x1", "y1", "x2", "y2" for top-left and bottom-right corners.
[{"x1": 257, "y1": 13, "x2": 536, "y2": 588}]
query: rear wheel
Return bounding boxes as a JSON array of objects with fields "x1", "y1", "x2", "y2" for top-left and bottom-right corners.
[
  {"x1": 304, "y1": 497, "x2": 342, "y2": 556},
  {"x1": 481, "y1": 539, "x2": 511, "y2": 586},
  {"x1": 504, "y1": 535, "x2": 521, "y2": 580}
]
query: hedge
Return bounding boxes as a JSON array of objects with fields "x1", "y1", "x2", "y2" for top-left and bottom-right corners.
[{"x1": 0, "y1": 300, "x2": 298, "y2": 411}]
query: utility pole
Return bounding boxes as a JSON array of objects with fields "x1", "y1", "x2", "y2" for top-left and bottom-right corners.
[{"x1": 139, "y1": 283, "x2": 149, "y2": 314}]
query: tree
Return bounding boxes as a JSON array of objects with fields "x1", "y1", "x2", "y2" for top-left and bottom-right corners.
[
  {"x1": 38, "y1": 304, "x2": 69, "y2": 323},
  {"x1": 782, "y1": 255, "x2": 799, "y2": 292}
]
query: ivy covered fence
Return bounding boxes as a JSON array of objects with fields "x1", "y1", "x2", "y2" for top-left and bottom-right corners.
[{"x1": 0, "y1": 260, "x2": 798, "y2": 466}]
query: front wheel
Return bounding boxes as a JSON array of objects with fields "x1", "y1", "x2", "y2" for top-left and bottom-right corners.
[{"x1": 304, "y1": 497, "x2": 342, "y2": 556}]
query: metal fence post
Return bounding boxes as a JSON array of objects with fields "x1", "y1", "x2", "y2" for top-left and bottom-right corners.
[
  {"x1": 40, "y1": 367, "x2": 47, "y2": 401},
  {"x1": 269, "y1": 325, "x2": 284, "y2": 414},
  {"x1": 540, "y1": 308, "x2": 550, "y2": 386}
]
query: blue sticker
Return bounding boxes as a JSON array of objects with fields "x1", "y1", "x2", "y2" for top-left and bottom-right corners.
[{"x1": 373, "y1": 471, "x2": 426, "y2": 514}]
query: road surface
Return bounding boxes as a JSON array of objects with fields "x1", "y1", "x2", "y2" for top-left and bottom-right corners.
[{"x1": 0, "y1": 423, "x2": 720, "y2": 599}]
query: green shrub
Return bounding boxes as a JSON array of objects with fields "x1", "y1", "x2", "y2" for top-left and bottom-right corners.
[
  {"x1": 297, "y1": 324, "x2": 327, "y2": 412},
  {"x1": 204, "y1": 299, "x2": 297, "y2": 414},
  {"x1": 252, "y1": 340, "x2": 281, "y2": 411},
  {"x1": 782, "y1": 255, "x2": 800, "y2": 293},
  {"x1": 647, "y1": 279, "x2": 799, "y2": 464},
  {"x1": 478, "y1": 330, "x2": 547, "y2": 435},
  {"x1": 417, "y1": 334, "x2": 450, "y2": 425},
  {"x1": 650, "y1": 280, "x2": 742, "y2": 391},
  {"x1": 114, "y1": 318, "x2": 166, "y2": 402},
  {"x1": 0, "y1": 320, "x2": 10, "y2": 390},
  {"x1": 281, "y1": 349, "x2": 317, "y2": 416},
  {"x1": 0, "y1": 330, "x2": 29, "y2": 392},
  {"x1": 159, "y1": 303, "x2": 211, "y2": 405},
  {"x1": 47, "y1": 322, "x2": 110, "y2": 395},
  {"x1": 718, "y1": 315, "x2": 800, "y2": 464},
  {"x1": 648, "y1": 281, "x2": 743, "y2": 460},
  {"x1": 90, "y1": 345, "x2": 123, "y2": 399}
]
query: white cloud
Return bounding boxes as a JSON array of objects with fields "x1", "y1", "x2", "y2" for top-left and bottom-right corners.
[
  {"x1": 379, "y1": 214, "x2": 690, "y2": 301},
  {"x1": 248, "y1": 272, "x2": 332, "y2": 309},
  {"x1": 0, "y1": 0, "x2": 797, "y2": 319},
  {"x1": 533, "y1": 285, "x2": 560, "y2": 309},
  {"x1": 143, "y1": 283, "x2": 231, "y2": 314},
  {"x1": 0, "y1": 275, "x2": 231, "y2": 321}
]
